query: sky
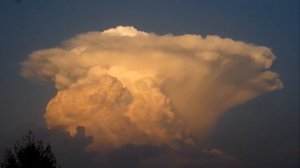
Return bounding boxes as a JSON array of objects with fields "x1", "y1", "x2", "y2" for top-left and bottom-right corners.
[{"x1": 0, "y1": 0, "x2": 299, "y2": 168}]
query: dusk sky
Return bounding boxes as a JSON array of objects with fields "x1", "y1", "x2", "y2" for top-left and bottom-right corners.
[{"x1": 0, "y1": 0, "x2": 299, "y2": 168}]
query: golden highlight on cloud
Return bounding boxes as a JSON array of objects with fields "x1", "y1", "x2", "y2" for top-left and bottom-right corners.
[{"x1": 21, "y1": 26, "x2": 283, "y2": 151}]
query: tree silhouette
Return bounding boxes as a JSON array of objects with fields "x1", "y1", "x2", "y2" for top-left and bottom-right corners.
[{"x1": 1, "y1": 130, "x2": 59, "y2": 168}]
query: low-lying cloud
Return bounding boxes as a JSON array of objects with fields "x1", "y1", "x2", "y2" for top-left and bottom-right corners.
[{"x1": 21, "y1": 26, "x2": 283, "y2": 151}]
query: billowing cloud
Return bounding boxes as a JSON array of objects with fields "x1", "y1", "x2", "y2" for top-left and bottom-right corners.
[{"x1": 21, "y1": 26, "x2": 283, "y2": 151}]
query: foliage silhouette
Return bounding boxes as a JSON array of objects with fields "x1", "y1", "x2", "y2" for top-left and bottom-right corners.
[{"x1": 1, "y1": 130, "x2": 59, "y2": 168}]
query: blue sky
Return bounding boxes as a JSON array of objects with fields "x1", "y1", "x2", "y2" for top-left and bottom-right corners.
[{"x1": 0, "y1": 0, "x2": 298, "y2": 168}]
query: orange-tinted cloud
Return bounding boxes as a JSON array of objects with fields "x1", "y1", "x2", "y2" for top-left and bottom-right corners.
[{"x1": 21, "y1": 26, "x2": 283, "y2": 151}]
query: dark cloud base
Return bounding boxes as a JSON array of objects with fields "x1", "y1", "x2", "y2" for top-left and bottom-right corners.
[
  {"x1": 2, "y1": 125, "x2": 298, "y2": 168},
  {"x1": 1, "y1": 126, "x2": 240, "y2": 168}
]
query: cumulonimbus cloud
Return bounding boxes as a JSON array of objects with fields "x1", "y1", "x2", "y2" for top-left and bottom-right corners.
[{"x1": 21, "y1": 26, "x2": 283, "y2": 151}]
